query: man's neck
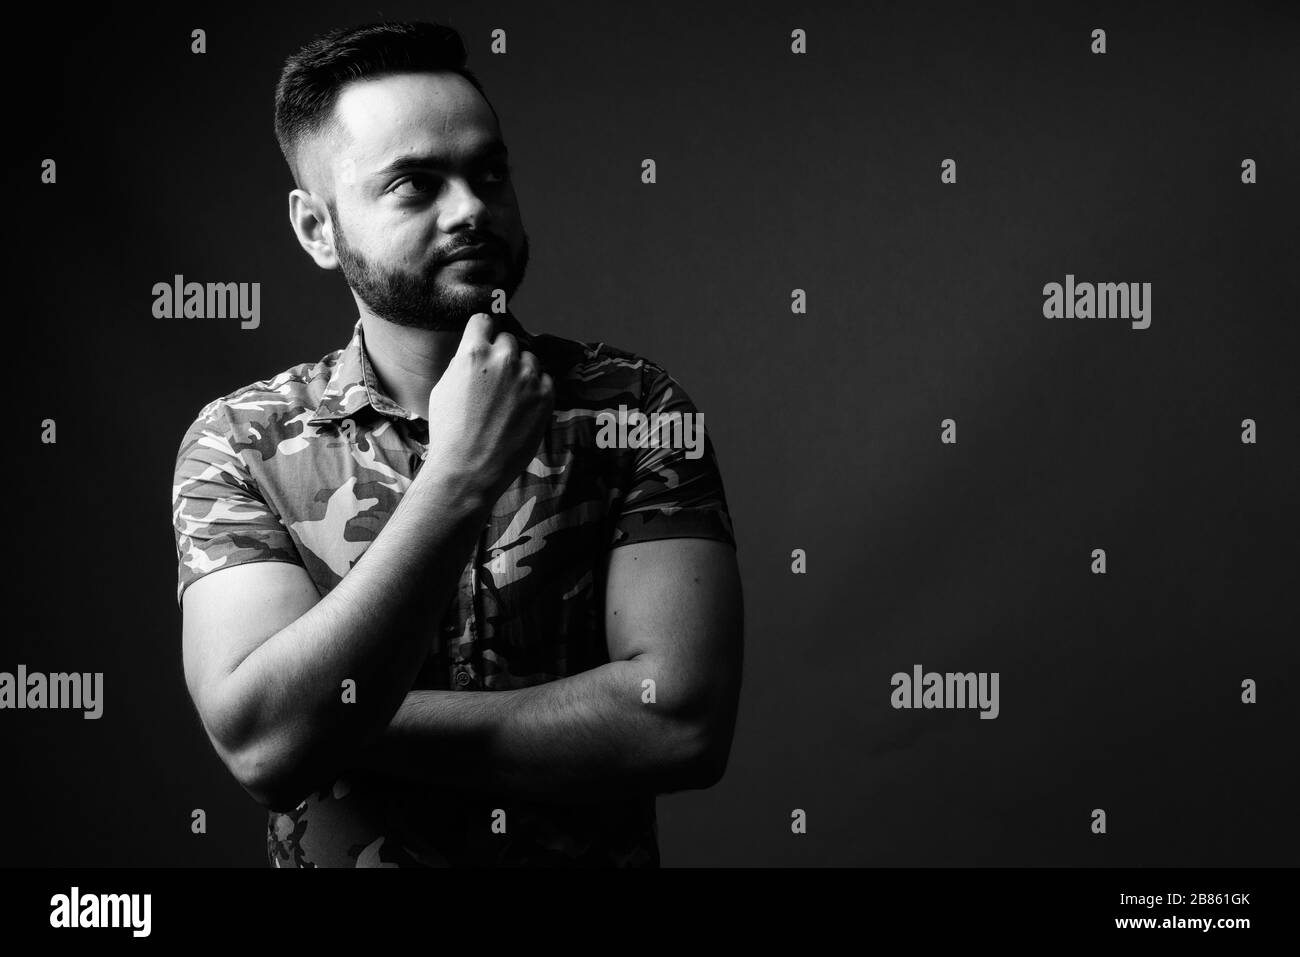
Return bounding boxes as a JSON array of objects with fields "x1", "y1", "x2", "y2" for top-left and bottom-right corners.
[
  {"x1": 358, "y1": 313, "x2": 462, "y2": 422},
  {"x1": 357, "y1": 308, "x2": 531, "y2": 421}
]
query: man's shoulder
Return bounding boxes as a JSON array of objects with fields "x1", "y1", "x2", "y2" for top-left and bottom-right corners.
[
  {"x1": 181, "y1": 346, "x2": 344, "y2": 440},
  {"x1": 531, "y1": 333, "x2": 672, "y2": 395}
]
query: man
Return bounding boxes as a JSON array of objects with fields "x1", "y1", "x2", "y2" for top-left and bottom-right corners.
[{"x1": 171, "y1": 21, "x2": 743, "y2": 867}]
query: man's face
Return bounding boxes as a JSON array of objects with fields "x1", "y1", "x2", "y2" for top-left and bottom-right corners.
[{"x1": 311, "y1": 71, "x2": 529, "y2": 331}]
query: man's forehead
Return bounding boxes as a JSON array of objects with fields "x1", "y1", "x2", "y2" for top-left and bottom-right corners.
[{"x1": 332, "y1": 72, "x2": 497, "y2": 173}]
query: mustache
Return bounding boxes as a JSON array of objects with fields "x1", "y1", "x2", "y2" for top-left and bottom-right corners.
[{"x1": 439, "y1": 236, "x2": 509, "y2": 264}]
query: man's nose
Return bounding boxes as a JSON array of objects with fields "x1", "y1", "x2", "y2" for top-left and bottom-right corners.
[{"x1": 441, "y1": 177, "x2": 490, "y2": 227}]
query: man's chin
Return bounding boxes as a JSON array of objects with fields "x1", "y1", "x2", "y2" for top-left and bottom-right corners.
[
  {"x1": 444, "y1": 273, "x2": 505, "y2": 297},
  {"x1": 357, "y1": 301, "x2": 469, "y2": 332},
  {"x1": 398, "y1": 311, "x2": 474, "y2": 332},
  {"x1": 351, "y1": 274, "x2": 516, "y2": 330}
]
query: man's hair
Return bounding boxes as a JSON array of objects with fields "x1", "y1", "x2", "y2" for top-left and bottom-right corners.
[{"x1": 273, "y1": 21, "x2": 497, "y2": 189}]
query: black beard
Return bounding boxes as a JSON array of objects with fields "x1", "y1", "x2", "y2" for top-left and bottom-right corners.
[{"x1": 330, "y1": 209, "x2": 529, "y2": 332}]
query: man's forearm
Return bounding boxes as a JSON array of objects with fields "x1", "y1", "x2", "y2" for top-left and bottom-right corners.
[
  {"x1": 353, "y1": 657, "x2": 721, "y2": 805},
  {"x1": 215, "y1": 464, "x2": 493, "y2": 807}
]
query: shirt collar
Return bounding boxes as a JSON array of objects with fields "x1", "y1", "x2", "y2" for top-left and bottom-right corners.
[{"x1": 308, "y1": 312, "x2": 539, "y2": 426}]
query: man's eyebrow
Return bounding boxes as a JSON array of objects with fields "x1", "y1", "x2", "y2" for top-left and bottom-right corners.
[{"x1": 372, "y1": 140, "x2": 509, "y2": 178}]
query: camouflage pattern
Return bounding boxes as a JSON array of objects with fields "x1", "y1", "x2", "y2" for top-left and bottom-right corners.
[{"x1": 172, "y1": 313, "x2": 736, "y2": 867}]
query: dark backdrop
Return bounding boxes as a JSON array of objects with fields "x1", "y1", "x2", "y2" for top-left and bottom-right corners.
[{"x1": 6, "y1": 0, "x2": 1297, "y2": 866}]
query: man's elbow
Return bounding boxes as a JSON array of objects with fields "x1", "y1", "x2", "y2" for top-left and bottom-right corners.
[
  {"x1": 223, "y1": 742, "x2": 293, "y2": 811},
  {"x1": 662, "y1": 716, "x2": 733, "y2": 791},
  {"x1": 687, "y1": 738, "x2": 731, "y2": 790},
  {"x1": 194, "y1": 689, "x2": 321, "y2": 812},
  {"x1": 228, "y1": 744, "x2": 324, "y2": 812},
  {"x1": 207, "y1": 723, "x2": 318, "y2": 813}
]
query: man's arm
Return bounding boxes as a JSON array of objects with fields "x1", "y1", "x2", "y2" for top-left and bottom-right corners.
[
  {"x1": 180, "y1": 314, "x2": 554, "y2": 811},
  {"x1": 181, "y1": 468, "x2": 488, "y2": 812},
  {"x1": 354, "y1": 536, "x2": 744, "y2": 804}
]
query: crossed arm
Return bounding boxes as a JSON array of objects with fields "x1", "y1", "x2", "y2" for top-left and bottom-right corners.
[
  {"x1": 356, "y1": 537, "x2": 743, "y2": 804},
  {"x1": 182, "y1": 487, "x2": 743, "y2": 812}
]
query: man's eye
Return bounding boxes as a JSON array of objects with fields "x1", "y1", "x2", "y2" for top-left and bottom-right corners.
[
  {"x1": 481, "y1": 164, "x2": 512, "y2": 184},
  {"x1": 393, "y1": 175, "x2": 436, "y2": 196}
]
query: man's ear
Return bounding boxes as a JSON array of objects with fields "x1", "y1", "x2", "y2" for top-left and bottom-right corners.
[{"x1": 288, "y1": 190, "x2": 339, "y2": 270}]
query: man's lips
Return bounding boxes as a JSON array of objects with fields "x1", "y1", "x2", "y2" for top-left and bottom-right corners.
[{"x1": 444, "y1": 244, "x2": 499, "y2": 263}]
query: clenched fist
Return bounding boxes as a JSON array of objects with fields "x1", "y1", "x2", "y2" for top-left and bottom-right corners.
[{"x1": 421, "y1": 312, "x2": 555, "y2": 505}]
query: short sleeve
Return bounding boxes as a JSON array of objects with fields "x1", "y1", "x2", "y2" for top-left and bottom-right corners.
[
  {"x1": 609, "y1": 361, "x2": 737, "y2": 550},
  {"x1": 171, "y1": 400, "x2": 304, "y2": 606}
]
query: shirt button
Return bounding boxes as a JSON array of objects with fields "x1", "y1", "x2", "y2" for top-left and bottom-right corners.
[{"x1": 455, "y1": 671, "x2": 472, "y2": 687}]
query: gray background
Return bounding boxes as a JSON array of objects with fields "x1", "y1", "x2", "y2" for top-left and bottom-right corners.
[{"x1": 6, "y1": 0, "x2": 1298, "y2": 866}]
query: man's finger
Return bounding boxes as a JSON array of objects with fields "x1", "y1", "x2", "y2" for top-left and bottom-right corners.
[
  {"x1": 457, "y1": 312, "x2": 496, "y2": 353},
  {"x1": 493, "y1": 331, "x2": 520, "y2": 362}
]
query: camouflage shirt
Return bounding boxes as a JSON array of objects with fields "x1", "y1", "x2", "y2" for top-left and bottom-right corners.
[{"x1": 171, "y1": 313, "x2": 736, "y2": 867}]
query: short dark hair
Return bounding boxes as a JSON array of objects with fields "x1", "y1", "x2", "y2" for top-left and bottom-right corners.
[{"x1": 273, "y1": 21, "x2": 497, "y2": 188}]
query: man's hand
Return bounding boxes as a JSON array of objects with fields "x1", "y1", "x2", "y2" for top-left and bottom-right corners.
[{"x1": 424, "y1": 312, "x2": 554, "y2": 506}]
